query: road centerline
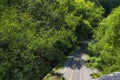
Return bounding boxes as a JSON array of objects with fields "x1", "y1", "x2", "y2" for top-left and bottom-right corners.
[{"x1": 69, "y1": 70, "x2": 74, "y2": 80}]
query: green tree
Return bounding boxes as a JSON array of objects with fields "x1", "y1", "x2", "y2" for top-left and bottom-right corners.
[
  {"x1": 0, "y1": 1, "x2": 77, "y2": 79},
  {"x1": 88, "y1": 6, "x2": 120, "y2": 76},
  {"x1": 0, "y1": 0, "x2": 104, "y2": 79},
  {"x1": 65, "y1": 0, "x2": 104, "y2": 40},
  {"x1": 0, "y1": 8, "x2": 42, "y2": 79},
  {"x1": 90, "y1": 0, "x2": 120, "y2": 16}
]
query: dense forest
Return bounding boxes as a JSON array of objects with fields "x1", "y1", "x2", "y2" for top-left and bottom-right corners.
[{"x1": 0, "y1": 0, "x2": 120, "y2": 80}]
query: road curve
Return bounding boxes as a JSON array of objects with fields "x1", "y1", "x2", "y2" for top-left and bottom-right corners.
[{"x1": 59, "y1": 40, "x2": 94, "y2": 80}]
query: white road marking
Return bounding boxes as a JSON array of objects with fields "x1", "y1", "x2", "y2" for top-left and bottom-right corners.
[{"x1": 80, "y1": 67, "x2": 83, "y2": 80}]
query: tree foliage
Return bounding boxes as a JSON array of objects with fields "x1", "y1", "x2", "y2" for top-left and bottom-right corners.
[
  {"x1": 88, "y1": 7, "x2": 120, "y2": 75},
  {"x1": 0, "y1": 0, "x2": 103, "y2": 79},
  {"x1": 90, "y1": 0, "x2": 120, "y2": 16}
]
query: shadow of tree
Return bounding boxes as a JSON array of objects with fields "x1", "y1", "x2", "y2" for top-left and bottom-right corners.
[
  {"x1": 62, "y1": 41, "x2": 89, "y2": 70},
  {"x1": 64, "y1": 53, "x2": 85, "y2": 70}
]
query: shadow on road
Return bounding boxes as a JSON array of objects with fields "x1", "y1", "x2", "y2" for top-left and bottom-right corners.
[
  {"x1": 65, "y1": 55, "x2": 85, "y2": 70},
  {"x1": 63, "y1": 39, "x2": 90, "y2": 70}
]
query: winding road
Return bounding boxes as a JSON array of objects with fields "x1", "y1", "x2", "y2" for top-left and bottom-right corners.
[{"x1": 59, "y1": 40, "x2": 95, "y2": 80}]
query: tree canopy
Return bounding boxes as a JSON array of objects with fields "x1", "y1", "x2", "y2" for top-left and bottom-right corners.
[
  {"x1": 2, "y1": 0, "x2": 119, "y2": 79},
  {"x1": 88, "y1": 6, "x2": 120, "y2": 76},
  {"x1": 90, "y1": 0, "x2": 120, "y2": 16}
]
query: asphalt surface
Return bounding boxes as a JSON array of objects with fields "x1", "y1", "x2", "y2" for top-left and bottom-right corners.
[{"x1": 59, "y1": 40, "x2": 94, "y2": 80}]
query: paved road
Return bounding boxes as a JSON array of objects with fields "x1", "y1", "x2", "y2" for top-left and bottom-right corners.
[{"x1": 59, "y1": 40, "x2": 95, "y2": 80}]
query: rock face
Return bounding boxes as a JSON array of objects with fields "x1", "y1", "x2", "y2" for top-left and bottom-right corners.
[{"x1": 98, "y1": 72, "x2": 120, "y2": 80}]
